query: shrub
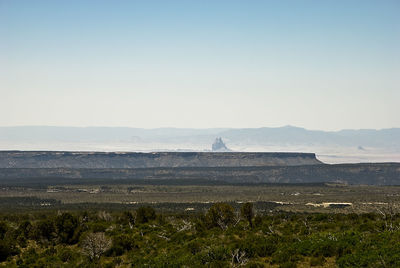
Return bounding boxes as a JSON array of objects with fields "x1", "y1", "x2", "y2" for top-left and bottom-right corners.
[
  {"x1": 241, "y1": 202, "x2": 254, "y2": 228},
  {"x1": 254, "y1": 215, "x2": 263, "y2": 227},
  {"x1": 55, "y1": 213, "x2": 80, "y2": 244},
  {"x1": 119, "y1": 211, "x2": 135, "y2": 226},
  {"x1": 82, "y1": 232, "x2": 112, "y2": 261},
  {"x1": 58, "y1": 248, "x2": 75, "y2": 263},
  {"x1": 0, "y1": 221, "x2": 7, "y2": 240},
  {"x1": 32, "y1": 219, "x2": 55, "y2": 242},
  {"x1": 106, "y1": 234, "x2": 136, "y2": 256},
  {"x1": 310, "y1": 256, "x2": 325, "y2": 266},
  {"x1": 136, "y1": 206, "x2": 156, "y2": 224},
  {"x1": 0, "y1": 239, "x2": 19, "y2": 262},
  {"x1": 206, "y1": 203, "x2": 235, "y2": 229},
  {"x1": 279, "y1": 261, "x2": 297, "y2": 268}
]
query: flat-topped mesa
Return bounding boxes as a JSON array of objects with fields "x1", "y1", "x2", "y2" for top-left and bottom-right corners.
[{"x1": 0, "y1": 151, "x2": 322, "y2": 168}]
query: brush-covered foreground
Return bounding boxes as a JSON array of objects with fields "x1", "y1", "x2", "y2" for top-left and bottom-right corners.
[{"x1": 1, "y1": 204, "x2": 400, "y2": 267}]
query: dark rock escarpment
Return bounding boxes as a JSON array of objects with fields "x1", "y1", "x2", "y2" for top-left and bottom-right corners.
[
  {"x1": 0, "y1": 163, "x2": 399, "y2": 185},
  {"x1": 0, "y1": 151, "x2": 399, "y2": 185}
]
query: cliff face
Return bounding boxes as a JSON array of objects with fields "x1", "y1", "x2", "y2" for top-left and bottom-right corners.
[
  {"x1": 0, "y1": 151, "x2": 322, "y2": 168},
  {"x1": 1, "y1": 163, "x2": 399, "y2": 185}
]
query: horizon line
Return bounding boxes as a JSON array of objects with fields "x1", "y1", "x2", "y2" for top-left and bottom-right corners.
[{"x1": 0, "y1": 125, "x2": 399, "y2": 132}]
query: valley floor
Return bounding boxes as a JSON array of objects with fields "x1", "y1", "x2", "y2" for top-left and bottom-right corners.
[{"x1": 1, "y1": 183, "x2": 400, "y2": 214}]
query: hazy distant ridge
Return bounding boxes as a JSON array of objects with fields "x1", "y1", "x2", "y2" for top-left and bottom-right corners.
[{"x1": 0, "y1": 126, "x2": 399, "y2": 148}]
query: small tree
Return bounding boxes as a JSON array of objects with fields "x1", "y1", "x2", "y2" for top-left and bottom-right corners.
[
  {"x1": 136, "y1": 206, "x2": 156, "y2": 224},
  {"x1": 82, "y1": 232, "x2": 111, "y2": 261},
  {"x1": 206, "y1": 203, "x2": 235, "y2": 230},
  {"x1": 241, "y1": 202, "x2": 254, "y2": 228},
  {"x1": 32, "y1": 219, "x2": 55, "y2": 242},
  {"x1": 55, "y1": 213, "x2": 79, "y2": 244},
  {"x1": 120, "y1": 211, "x2": 135, "y2": 228}
]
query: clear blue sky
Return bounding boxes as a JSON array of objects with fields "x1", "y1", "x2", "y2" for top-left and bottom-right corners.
[{"x1": 1, "y1": 0, "x2": 399, "y2": 130}]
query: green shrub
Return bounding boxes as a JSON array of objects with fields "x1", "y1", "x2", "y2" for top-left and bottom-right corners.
[
  {"x1": 206, "y1": 203, "x2": 235, "y2": 229},
  {"x1": 55, "y1": 213, "x2": 80, "y2": 244},
  {"x1": 241, "y1": 202, "x2": 254, "y2": 227},
  {"x1": 58, "y1": 247, "x2": 75, "y2": 263},
  {"x1": 0, "y1": 221, "x2": 8, "y2": 240},
  {"x1": 106, "y1": 234, "x2": 136, "y2": 256},
  {"x1": 0, "y1": 239, "x2": 19, "y2": 262},
  {"x1": 136, "y1": 206, "x2": 156, "y2": 224},
  {"x1": 32, "y1": 219, "x2": 55, "y2": 242},
  {"x1": 254, "y1": 215, "x2": 263, "y2": 227},
  {"x1": 279, "y1": 261, "x2": 297, "y2": 268},
  {"x1": 310, "y1": 256, "x2": 325, "y2": 266}
]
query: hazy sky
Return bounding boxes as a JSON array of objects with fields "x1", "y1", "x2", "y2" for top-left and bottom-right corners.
[{"x1": 1, "y1": 0, "x2": 399, "y2": 130}]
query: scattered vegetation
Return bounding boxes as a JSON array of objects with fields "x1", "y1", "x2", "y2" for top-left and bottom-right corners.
[{"x1": 0, "y1": 203, "x2": 399, "y2": 267}]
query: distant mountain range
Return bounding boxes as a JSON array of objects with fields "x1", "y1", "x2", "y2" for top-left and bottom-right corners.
[{"x1": 0, "y1": 126, "x2": 399, "y2": 149}]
